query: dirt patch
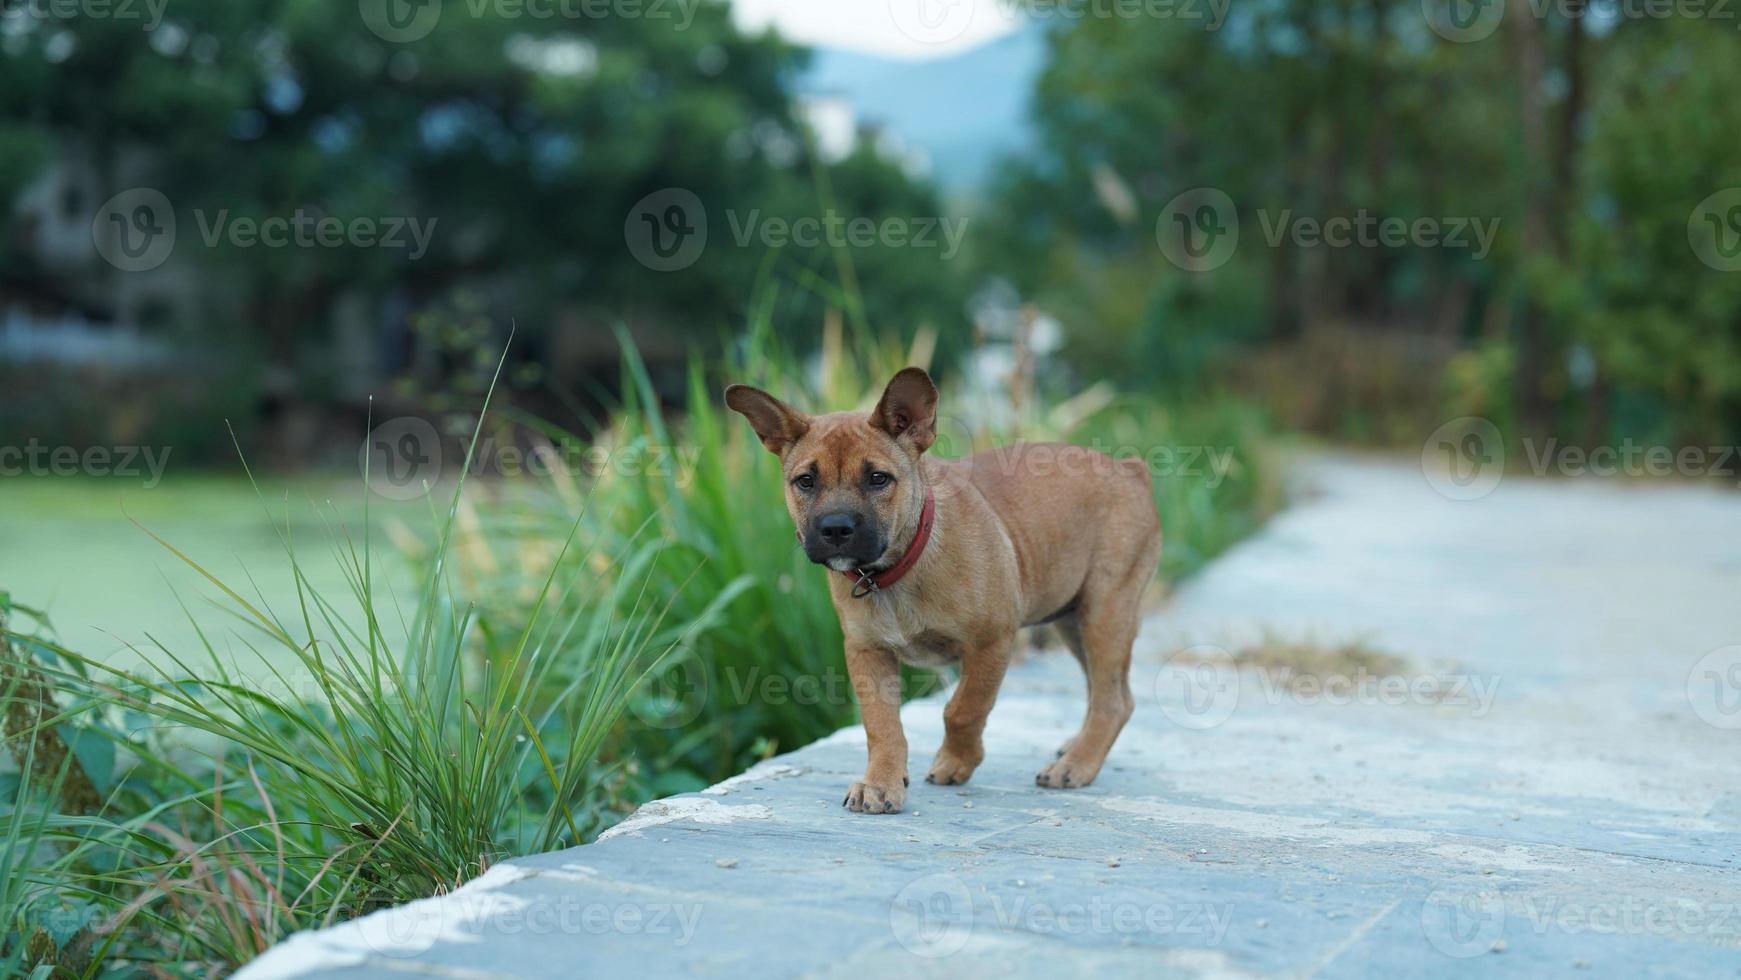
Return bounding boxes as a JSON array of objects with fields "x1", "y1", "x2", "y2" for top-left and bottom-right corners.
[
  {"x1": 1231, "y1": 633, "x2": 1408, "y2": 679},
  {"x1": 1168, "y1": 631, "x2": 1416, "y2": 694}
]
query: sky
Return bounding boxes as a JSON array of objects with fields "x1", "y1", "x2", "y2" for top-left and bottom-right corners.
[{"x1": 730, "y1": 0, "x2": 1022, "y2": 59}]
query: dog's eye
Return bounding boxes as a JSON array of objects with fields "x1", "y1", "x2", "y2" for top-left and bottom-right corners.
[
  {"x1": 868, "y1": 471, "x2": 892, "y2": 488},
  {"x1": 792, "y1": 473, "x2": 816, "y2": 491}
]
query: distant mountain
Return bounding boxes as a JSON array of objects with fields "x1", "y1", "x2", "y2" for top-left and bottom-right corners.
[{"x1": 799, "y1": 24, "x2": 1046, "y2": 196}]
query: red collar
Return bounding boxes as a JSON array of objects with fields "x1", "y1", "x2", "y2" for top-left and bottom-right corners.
[{"x1": 842, "y1": 490, "x2": 935, "y2": 598}]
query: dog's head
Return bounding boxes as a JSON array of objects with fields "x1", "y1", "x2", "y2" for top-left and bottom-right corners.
[{"x1": 725, "y1": 367, "x2": 938, "y2": 572}]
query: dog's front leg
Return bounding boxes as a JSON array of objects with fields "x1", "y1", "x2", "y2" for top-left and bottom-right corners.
[
  {"x1": 926, "y1": 637, "x2": 1011, "y2": 785},
  {"x1": 843, "y1": 644, "x2": 907, "y2": 814}
]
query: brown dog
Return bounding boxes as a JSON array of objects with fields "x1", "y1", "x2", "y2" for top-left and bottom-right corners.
[{"x1": 725, "y1": 368, "x2": 1161, "y2": 813}]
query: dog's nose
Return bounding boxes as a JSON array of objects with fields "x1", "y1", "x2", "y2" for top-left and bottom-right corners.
[{"x1": 816, "y1": 512, "x2": 859, "y2": 545}]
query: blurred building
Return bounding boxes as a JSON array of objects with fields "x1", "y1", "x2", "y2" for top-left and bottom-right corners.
[{"x1": 3, "y1": 145, "x2": 200, "y2": 369}]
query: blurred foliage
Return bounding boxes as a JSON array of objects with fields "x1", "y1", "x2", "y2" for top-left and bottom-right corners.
[
  {"x1": 0, "y1": 0, "x2": 972, "y2": 460},
  {"x1": 0, "y1": 374, "x2": 740, "y2": 974},
  {"x1": 9, "y1": 0, "x2": 1740, "y2": 457},
  {"x1": 1540, "y1": 20, "x2": 1741, "y2": 444},
  {"x1": 979, "y1": 3, "x2": 1741, "y2": 448}
]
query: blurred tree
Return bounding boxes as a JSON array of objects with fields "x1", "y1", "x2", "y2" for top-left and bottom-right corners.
[
  {"x1": 0, "y1": 0, "x2": 969, "y2": 450},
  {"x1": 1543, "y1": 20, "x2": 1741, "y2": 445},
  {"x1": 981, "y1": 1, "x2": 1741, "y2": 448},
  {"x1": 980, "y1": 1, "x2": 1516, "y2": 395}
]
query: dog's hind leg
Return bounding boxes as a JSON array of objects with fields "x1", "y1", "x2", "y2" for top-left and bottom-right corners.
[
  {"x1": 1036, "y1": 604, "x2": 1137, "y2": 788},
  {"x1": 1037, "y1": 529, "x2": 1159, "y2": 789},
  {"x1": 1048, "y1": 616, "x2": 1086, "y2": 760}
]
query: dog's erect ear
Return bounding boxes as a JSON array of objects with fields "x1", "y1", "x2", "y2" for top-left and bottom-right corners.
[
  {"x1": 869, "y1": 367, "x2": 938, "y2": 454},
  {"x1": 724, "y1": 384, "x2": 811, "y2": 456}
]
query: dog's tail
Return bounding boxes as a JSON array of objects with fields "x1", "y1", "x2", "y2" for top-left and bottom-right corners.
[{"x1": 1116, "y1": 454, "x2": 1154, "y2": 487}]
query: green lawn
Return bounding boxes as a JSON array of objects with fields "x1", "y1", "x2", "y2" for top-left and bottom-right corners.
[{"x1": 0, "y1": 472, "x2": 417, "y2": 672}]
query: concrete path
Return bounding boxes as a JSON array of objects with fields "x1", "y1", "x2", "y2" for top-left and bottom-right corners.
[{"x1": 240, "y1": 454, "x2": 1741, "y2": 979}]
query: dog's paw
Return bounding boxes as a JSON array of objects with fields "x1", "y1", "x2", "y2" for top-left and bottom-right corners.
[
  {"x1": 924, "y1": 749, "x2": 981, "y2": 786},
  {"x1": 1035, "y1": 756, "x2": 1101, "y2": 790},
  {"x1": 842, "y1": 778, "x2": 906, "y2": 814}
]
